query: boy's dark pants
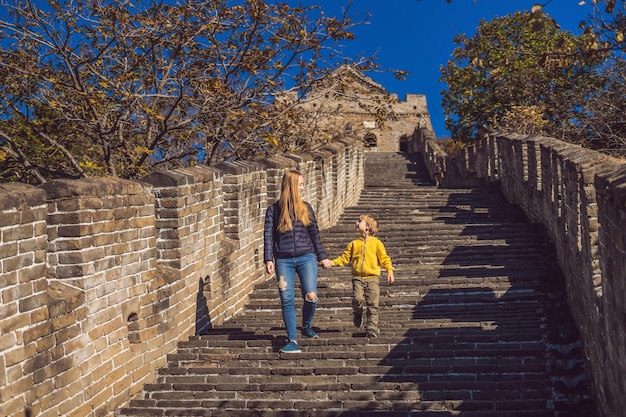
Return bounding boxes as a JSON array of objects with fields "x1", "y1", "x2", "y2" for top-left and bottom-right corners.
[{"x1": 352, "y1": 276, "x2": 380, "y2": 331}]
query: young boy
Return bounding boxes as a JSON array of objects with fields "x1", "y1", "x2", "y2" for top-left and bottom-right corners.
[{"x1": 330, "y1": 214, "x2": 394, "y2": 338}]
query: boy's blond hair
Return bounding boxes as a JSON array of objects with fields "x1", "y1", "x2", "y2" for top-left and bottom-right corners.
[{"x1": 360, "y1": 214, "x2": 378, "y2": 236}]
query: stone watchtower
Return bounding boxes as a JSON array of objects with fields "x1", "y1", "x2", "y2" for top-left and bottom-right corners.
[{"x1": 295, "y1": 64, "x2": 434, "y2": 152}]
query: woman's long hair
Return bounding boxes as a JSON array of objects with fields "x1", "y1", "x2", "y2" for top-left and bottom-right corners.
[{"x1": 277, "y1": 170, "x2": 311, "y2": 232}]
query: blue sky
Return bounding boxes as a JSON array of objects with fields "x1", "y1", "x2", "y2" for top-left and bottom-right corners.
[
  {"x1": 286, "y1": 0, "x2": 597, "y2": 138},
  {"x1": 0, "y1": 0, "x2": 595, "y2": 139}
]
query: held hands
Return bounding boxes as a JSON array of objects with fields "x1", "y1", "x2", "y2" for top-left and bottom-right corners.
[{"x1": 267, "y1": 259, "x2": 331, "y2": 273}]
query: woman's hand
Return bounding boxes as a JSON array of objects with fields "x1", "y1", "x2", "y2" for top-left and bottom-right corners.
[
  {"x1": 265, "y1": 261, "x2": 275, "y2": 275},
  {"x1": 320, "y1": 259, "x2": 332, "y2": 269}
]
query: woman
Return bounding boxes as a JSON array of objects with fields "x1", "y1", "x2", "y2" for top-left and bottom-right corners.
[{"x1": 263, "y1": 170, "x2": 332, "y2": 353}]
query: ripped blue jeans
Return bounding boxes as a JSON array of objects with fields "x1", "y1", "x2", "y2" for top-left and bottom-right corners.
[{"x1": 275, "y1": 253, "x2": 318, "y2": 342}]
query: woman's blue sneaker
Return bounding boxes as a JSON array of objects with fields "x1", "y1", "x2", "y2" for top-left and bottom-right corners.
[
  {"x1": 301, "y1": 328, "x2": 319, "y2": 339},
  {"x1": 279, "y1": 341, "x2": 301, "y2": 353}
]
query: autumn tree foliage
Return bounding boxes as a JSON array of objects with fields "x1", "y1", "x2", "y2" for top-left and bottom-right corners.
[
  {"x1": 575, "y1": 57, "x2": 626, "y2": 157},
  {"x1": 578, "y1": 0, "x2": 625, "y2": 54},
  {"x1": 443, "y1": 0, "x2": 625, "y2": 53},
  {"x1": 440, "y1": 10, "x2": 607, "y2": 143},
  {"x1": 0, "y1": 0, "x2": 373, "y2": 184}
]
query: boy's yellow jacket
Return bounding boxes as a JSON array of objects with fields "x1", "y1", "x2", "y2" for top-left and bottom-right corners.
[{"x1": 331, "y1": 236, "x2": 394, "y2": 278}]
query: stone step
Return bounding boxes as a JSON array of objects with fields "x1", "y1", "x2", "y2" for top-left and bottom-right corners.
[
  {"x1": 120, "y1": 402, "x2": 556, "y2": 417},
  {"x1": 116, "y1": 152, "x2": 595, "y2": 417},
  {"x1": 156, "y1": 358, "x2": 554, "y2": 377}
]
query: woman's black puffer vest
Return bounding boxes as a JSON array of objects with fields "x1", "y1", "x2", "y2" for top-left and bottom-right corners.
[{"x1": 263, "y1": 202, "x2": 327, "y2": 262}]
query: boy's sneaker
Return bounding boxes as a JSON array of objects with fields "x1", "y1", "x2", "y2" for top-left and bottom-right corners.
[
  {"x1": 366, "y1": 329, "x2": 378, "y2": 338},
  {"x1": 353, "y1": 311, "x2": 363, "y2": 328},
  {"x1": 279, "y1": 341, "x2": 301, "y2": 353},
  {"x1": 301, "y1": 328, "x2": 319, "y2": 339}
]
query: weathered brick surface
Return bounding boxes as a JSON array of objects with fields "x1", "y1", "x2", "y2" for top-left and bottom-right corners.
[{"x1": 0, "y1": 183, "x2": 48, "y2": 417}]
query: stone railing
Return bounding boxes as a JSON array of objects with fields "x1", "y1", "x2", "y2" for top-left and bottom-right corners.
[
  {"x1": 0, "y1": 136, "x2": 364, "y2": 417},
  {"x1": 413, "y1": 129, "x2": 626, "y2": 417}
]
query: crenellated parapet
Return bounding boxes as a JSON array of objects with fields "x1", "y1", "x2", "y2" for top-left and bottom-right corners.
[
  {"x1": 293, "y1": 65, "x2": 432, "y2": 153},
  {"x1": 0, "y1": 140, "x2": 364, "y2": 417}
]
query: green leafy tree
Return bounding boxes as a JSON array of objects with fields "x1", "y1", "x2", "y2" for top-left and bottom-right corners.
[
  {"x1": 439, "y1": 0, "x2": 625, "y2": 54},
  {"x1": 440, "y1": 10, "x2": 607, "y2": 142},
  {"x1": 0, "y1": 0, "x2": 378, "y2": 184}
]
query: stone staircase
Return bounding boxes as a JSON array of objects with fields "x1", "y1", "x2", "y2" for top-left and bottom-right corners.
[{"x1": 117, "y1": 152, "x2": 596, "y2": 417}]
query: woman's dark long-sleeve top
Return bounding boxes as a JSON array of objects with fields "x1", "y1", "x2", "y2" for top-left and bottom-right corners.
[{"x1": 263, "y1": 202, "x2": 328, "y2": 263}]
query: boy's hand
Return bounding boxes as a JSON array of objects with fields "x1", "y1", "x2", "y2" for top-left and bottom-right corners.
[
  {"x1": 320, "y1": 259, "x2": 332, "y2": 269},
  {"x1": 387, "y1": 273, "x2": 394, "y2": 285}
]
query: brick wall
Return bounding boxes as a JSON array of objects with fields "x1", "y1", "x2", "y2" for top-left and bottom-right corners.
[
  {"x1": 413, "y1": 131, "x2": 626, "y2": 417},
  {"x1": 0, "y1": 183, "x2": 48, "y2": 417},
  {"x1": 0, "y1": 139, "x2": 364, "y2": 417}
]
